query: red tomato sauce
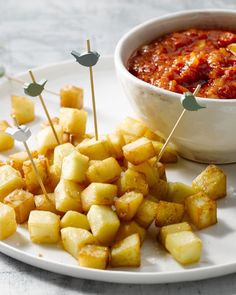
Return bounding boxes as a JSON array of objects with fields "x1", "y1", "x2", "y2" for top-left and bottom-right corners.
[{"x1": 127, "y1": 29, "x2": 236, "y2": 99}]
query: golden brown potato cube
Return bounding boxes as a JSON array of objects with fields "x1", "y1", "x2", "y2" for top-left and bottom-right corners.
[
  {"x1": 116, "y1": 117, "x2": 147, "y2": 138},
  {"x1": 11, "y1": 95, "x2": 35, "y2": 124},
  {"x1": 4, "y1": 189, "x2": 35, "y2": 224},
  {"x1": 47, "y1": 165, "x2": 60, "y2": 192},
  {"x1": 115, "y1": 191, "x2": 143, "y2": 221},
  {"x1": 159, "y1": 222, "x2": 192, "y2": 247},
  {"x1": 122, "y1": 134, "x2": 137, "y2": 144},
  {"x1": 23, "y1": 157, "x2": 49, "y2": 193},
  {"x1": 60, "y1": 211, "x2": 90, "y2": 230},
  {"x1": 123, "y1": 137, "x2": 155, "y2": 165},
  {"x1": 61, "y1": 227, "x2": 96, "y2": 259},
  {"x1": 86, "y1": 157, "x2": 122, "y2": 183},
  {"x1": 7, "y1": 151, "x2": 38, "y2": 176},
  {"x1": 106, "y1": 133, "x2": 125, "y2": 159},
  {"x1": 81, "y1": 183, "x2": 117, "y2": 212},
  {"x1": 167, "y1": 182, "x2": 196, "y2": 204},
  {"x1": 115, "y1": 221, "x2": 146, "y2": 244},
  {"x1": 77, "y1": 137, "x2": 110, "y2": 160},
  {"x1": 111, "y1": 233, "x2": 141, "y2": 267},
  {"x1": 78, "y1": 244, "x2": 109, "y2": 269},
  {"x1": 34, "y1": 193, "x2": 59, "y2": 214},
  {"x1": 143, "y1": 128, "x2": 164, "y2": 142},
  {"x1": 53, "y1": 143, "x2": 75, "y2": 176},
  {"x1": 166, "y1": 231, "x2": 202, "y2": 265},
  {"x1": 0, "y1": 165, "x2": 24, "y2": 201},
  {"x1": 149, "y1": 179, "x2": 168, "y2": 200},
  {"x1": 148, "y1": 158, "x2": 167, "y2": 180},
  {"x1": 192, "y1": 165, "x2": 226, "y2": 200},
  {"x1": 0, "y1": 202, "x2": 17, "y2": 240},
  {"x1": 60, "y1": 85, "x2": 84, "y2": 109},
  {"x1": 185, "y1": 192, "x2": 217, "y2": 229},
  {"x1": 87, "y1": 205, "x2": 120, "y2": 246},
  {"x1": 117, "y1": 168, "x2": 149, "y2": 196},
  {"x1": 59, "y1": 107, "x2": 87, "y2": 135},
  {"x1": 0, "y1": 120, "x2": 14, "y2": 152},
  {"x1": 37, "y1": 125, "x2": 63, "y2": 155},
  {"x1": 28, "y1": 210, "x2": 60, "y2": 243},
  {"x1": 152, "y1": 141, "x2": 178, "y2": 163},
  {"x1": 40, "y1": 117, "x2": 59, "y2": 129},
  {"x1": 134, "y1": 198, "x2": 158, "y2": 228},
  {"x1": 155, "y1": 201, "x2": 185, "y2": 227},
  {"x1": 61, "y1": 150, "x2": 89, "y2": 183},
  {"x1": 54, "y1": 179, "x2": 83, "y2": 212}
]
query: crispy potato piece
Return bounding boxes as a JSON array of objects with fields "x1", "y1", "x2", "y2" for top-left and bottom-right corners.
[
  {"x1": 166, "y1": 231, "x2": 202, "y2": 265},
  {"x1": 87, "y1": 205, "x2": 120, "y2": 246},
  {"x1": 0, "y1": 120, "x2": 14, "y2": 151},
  {"x1": 60, "y1": 85, "x2": 84, "y2": 109},
  {"x1": 37, "y1": 125, "x2": 63, "y2": 155},
  {"x1": 86, "y1": 157, "x2": 122, "y2": 183},
  {"x1": 53, "y1": 143, "x2": 75, "y2": 176},
  {"x1": 77, "y1": 137, "x2": 110, "y2": 160},
  {"x1": 115, "y1": 221, "x2": 146, "y2": 244},
  {"x1": 106, "y1": 133, "x2": 125, "y2": 159},
  {"x1": 134, "y1": 198, "x2": 158, "y2": 228},
  {"x1": 116, "y1": 117, "x2": 147, "y2": 138},
  {"x1": 159, "y1": 222, "x2": 192, "y2": 247},
  {"x1": 47, "y1": 165, "x2": 60, "y2": 192},
  {"x1": 7, "y1": 151, "x2": 38, "y2": 176},
  {"x1": 60, "y1": 211, "x2": 90, "y2": 230},
  {"x1": 115, "y1": 191, "x2": 143, "y2": 221},
  {"x1": 0, "y1": 165, "x2": 24, "y2": 201},
  {"x1": 59, "y1": 107, "x2": 87, "y2": 135},
  {"x1": 143, "y1": 128, "x2": 165, "y2": 142},
  {"x1": 28, "y1": 210, "x2": 60, "y2": 243},
  {"x1": 0, "y1": 202, "x2": 17, "y2": 240},
  {"x1": 78, "y1": 244, "x2": 110, "y2": 269},
  {"x1": 4, "y1": 189, "x2": 35, "y2": 224},
  {"x1": 11, "y1": 95, "x2": 35, "y2": 124},
  {"x1": 192, "y1": 165, "x2": 226, "y2": 200},
  {"x1": 111, "y1": 233, "x2": 141, "y2": 267},
  {"x1": 167, "y1": 182, "x2": 196, "y2": 204},
  {"x1": 148, "y1": 158, "x2": 167, "y2": 180},
  {"x1": 185, "y1": 192, "x2": 217, "y2": 229},
  {"x1": 81, "y1": 183, "x2": 117, "y2": 212},
  {"x1": 34, "y1": 193, "x2": 59, "y2": 214},
  {"x1": 152, "y1": 141, "x2": 178, "y2": 163},
  {"x1": 40, "y1": 117, "x2": 59, "y2": 129},
  {"x1": 149, "y1": 179, "x2": 168, "y2": 200},
  {"x1": 155, "y1": 201, "x2": 185, "y2": 227}
]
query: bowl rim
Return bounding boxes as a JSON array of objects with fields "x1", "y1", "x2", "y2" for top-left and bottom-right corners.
[{"x1": 114, "y1": 9, "x2": 236, "y2": 104}]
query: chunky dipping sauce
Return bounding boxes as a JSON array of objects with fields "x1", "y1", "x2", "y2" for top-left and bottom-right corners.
[{"x1": 128, "y1": 29, "x2": 236, "y2": 98}]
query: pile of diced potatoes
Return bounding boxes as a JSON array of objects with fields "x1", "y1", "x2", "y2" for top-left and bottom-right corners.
[{"x1": 0, "y1": 85, "x2": 227, "y2": 269}]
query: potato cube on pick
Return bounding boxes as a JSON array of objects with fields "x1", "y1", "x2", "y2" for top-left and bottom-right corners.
[
  {"x1": 60, "y1": 85, "x2": 84, "y2": 109},
  {"x1": 53, "y1": 143, "x2": 75, "y2": 176},
  {"x1": 37, "y1": 125, "x2": 63, "y2": 155},
  {"x1": 59, "y1": 107, "x2": 87, "y2": 135},
  {"x1": 0, "y1": 202, "x2": 17, "y2": 240},
  {"x1": 11, "y1": 95, "x2": 35, "y2": 125}
]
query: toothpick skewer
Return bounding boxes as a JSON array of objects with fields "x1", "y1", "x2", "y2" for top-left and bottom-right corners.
[{"x1": 156, "y1": 84, "x2": 202, "y2": 163}]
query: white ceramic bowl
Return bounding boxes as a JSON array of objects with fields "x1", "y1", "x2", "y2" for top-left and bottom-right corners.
[{"x1": 115, "y1": 9, "x2": 236, "y2": 164}]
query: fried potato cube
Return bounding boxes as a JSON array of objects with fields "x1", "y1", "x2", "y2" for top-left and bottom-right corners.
[
  {"x1": 54, "y1": 179, "x2": 83, "y2": 212},
  {"x1": 53, "y1": 143, "x2": 75, "y2": 176},
  {"x1": 86, "y1": 157, "x2": 122, "y2": 183},
  {"x1": 37, "y1": 125, "x2": 63, "y2": 155},
  {"x1": 117, "y1": 169, "x2": 149, "y2": 196},
  {"x1": 143, "y1": 128, "x2": 164, "y2": 142},
  {"x1": 59, "y1": 107, "x2": 87, "y2": 135},
  {"x1": 23, "y1": 157, "x2": 49, "y2": 193},
  {"x1": 11, "y1": 95, "x2": 35, "y2": 124},
  {"x1": 166, "y1": 231, "x2": 202, "y2": 265},
  {"x1": 78, "y1": 244, "x2": 110, "y2": 269},
  {"x1": 61, "y1": 150, "x2": 89, "y2": 183},
  {"x1": 77, "y1": 137, "x2": 110, "y2": 160},
  {"x1": 87, "y1": 205, "x2": 120, "y2": 246},
  {"x1": 81, "y1": 183, "x2": 117, "y2": 212},
  {"x1": 41, "y1": 117, "x2": 59, "y2": 129},
  {"x1": 192, "y1": 165, "x2": 226, "y2": 200},
  {"x1": 185, "y1": 192, "x2": 217, "y2": 229},
  {"x1": 159, "y1": 222, "x2": 192, "y2": 247},
  {"x1": 116, "y1": 117, "x2": 147, "y2": 138},
  {"x1": 0, "y1": 120, "x2": 14, "y2": 151},
  {"x1": 0, "y1": 165, "x2": 24, "y2": 201},
  {"x1": 123, "y1": 137, "x2": 155, "y2": 165},
  {"x1": 155, "y1": 201, "x2": 185, "y2": 227},
  {"x1": 149, "y1": 179, "x2": 168, "y2": 200},
  {"x1": 61, "y1": 227, "x2": 96, "y2": 259},
  {"x1": 47, "y1": 165, "x2": 60, "y2": 192},
  {"x1": 134, "y1": 199, "x2": 158, "y2": 228},
  {"x1": 60, "y1": 211, "x2": 90, "y2": 230},
  {"x1": 111, "y1": 233, "x2": 141, "y2": 267},
  {"x1": 152, "y1": 141, "x2": 178, "y2": 163},
  {"x1": 148, "y1": 158, "x2": 167, "y2": 180},
  {"x1": 34, "y1": 193, "x2": 59, "y2": 214},
  {"x1": 115, "y1": 221, "x2": 146, "y2": 244},
  {"x1": 122, "y1": 134, "x2": 136, "y2": 144},
  {"x1": 106, "y1": 133, "x2": 125, "y2": 159},
  {"x1": 28, "y1": 210, "x2": 60, "y2": 243},
  {"x1": 167, "y1": 182, "x2": 196, "y2": 204},
  {"x1": 60, "y1": 85, "x2": 84, "y2": 109},
  {"x1": 7, "y1": 151, "x2": 38, "y2": 175},
  {"x1": 4, "y1": 189, "x2": 35, "y2": 224},
  {"x1": 0, "y1": 202, "x2": 17, "y2": 240},
  {"x1": 115, "y1": 192, "x2": 143, "y2": 221}
]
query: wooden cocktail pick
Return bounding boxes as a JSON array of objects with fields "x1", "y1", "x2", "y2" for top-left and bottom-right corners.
[
  {"x1": 71, "y1": 40, "x2": 100, "y2": 140},
  {"x1": 156, "y1": 84, "x2": 205, "y2": 163},
  {"x1": 6, "y1": 116, "x2": 49, "y2": 199},
  {"x1": 24, "y1": 70, "x2": 60, "y2": 145}
]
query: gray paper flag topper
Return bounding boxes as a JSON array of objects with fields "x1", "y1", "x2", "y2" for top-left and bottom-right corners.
[
  {"x1": 181, "y1": 92, "x2": 206, "y2": 111},
  {"x1": 24, "y1": 79, "x2": 47, "y2": 97},
  {"x1": 6, "y1": 125, "x2": 32, "y2": 142},
  {"x1": 71, "y1": 50, "x2": 100, "y2": 67}
]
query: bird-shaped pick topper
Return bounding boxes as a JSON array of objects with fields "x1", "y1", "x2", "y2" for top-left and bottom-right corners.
[
  {"x1": 0, "y1": 65, "x2": 5, "y2": 78},
  {"x1": 24, "y1": 79, "x2": 47, "y2": 97},
  {"x1": 71, "y1": 50, "x2": 100, "y2": 67},
  {"x1": 181, "y1": 92, "x2": 206, "y2": 111},
  {"x1": 6, "y1": 125, "x2": 31, "y2": 142}
]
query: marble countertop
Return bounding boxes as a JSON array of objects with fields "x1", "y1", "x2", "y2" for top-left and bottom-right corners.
[{"x1": 1, "y1": 0, "x2": 236, "y2": 294}]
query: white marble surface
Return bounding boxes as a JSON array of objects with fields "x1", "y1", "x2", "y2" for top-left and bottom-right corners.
[{"x1": 1, "y1": 0, "x2": 236, "y2": 294}]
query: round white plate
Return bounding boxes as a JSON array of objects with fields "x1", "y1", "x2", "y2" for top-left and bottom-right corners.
[{"x1": 0, "y1": 56, "x2": 236, "y2": 284}]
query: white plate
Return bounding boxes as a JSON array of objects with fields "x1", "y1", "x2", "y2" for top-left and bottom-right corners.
[{"x1": 0, "y1": 56, "x2": 236, "y2": 284}]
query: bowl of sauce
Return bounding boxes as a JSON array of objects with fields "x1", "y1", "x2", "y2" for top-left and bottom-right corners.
[{"x1": 115, "y1": 10, "x2": 236, "y2": 163}]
